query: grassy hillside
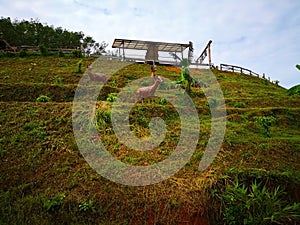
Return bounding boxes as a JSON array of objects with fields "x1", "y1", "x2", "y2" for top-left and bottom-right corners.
[{"x1": 0, "y1": 56, "x2": 299, "y2": 224}]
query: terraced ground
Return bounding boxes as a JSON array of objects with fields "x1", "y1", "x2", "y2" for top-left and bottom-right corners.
[{"x1": 0, "y1": 56, "x2": 299, "y2": 224}]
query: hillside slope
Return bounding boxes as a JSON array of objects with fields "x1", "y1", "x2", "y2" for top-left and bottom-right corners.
[{"x1": 0, "y1": 57, "x2": 299, "y2": 224}]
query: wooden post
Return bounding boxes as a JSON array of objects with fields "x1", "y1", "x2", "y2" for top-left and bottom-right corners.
[
  {"x1": 196, "y1": 40, "x2": 212, "y2": 65},
  {"x1": 181, "y1": 45, "x2": 184, "y2": 61},
  {"x1": 122, "y1": 40, "x2": 125, "y2": 60},
  {"x1": 208, "y1": 41, "x2": 212, "y2": 65}
]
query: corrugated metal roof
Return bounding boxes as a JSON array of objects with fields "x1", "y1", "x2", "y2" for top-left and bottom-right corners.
[{"x1": 112, "y1": 38, "x2": 190, "y2": 52}]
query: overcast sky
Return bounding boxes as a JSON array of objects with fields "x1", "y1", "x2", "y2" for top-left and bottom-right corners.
[{"x1": 1, "y1": 0, "x2": 299, "y2": 88}]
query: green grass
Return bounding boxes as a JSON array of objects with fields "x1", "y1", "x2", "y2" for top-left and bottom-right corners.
[{"x1": 0, "y1": 56, "x2": 299, "y2": 224}]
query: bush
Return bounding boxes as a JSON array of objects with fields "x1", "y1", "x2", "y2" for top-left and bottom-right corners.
[
  {"x1": 219, "y1": 180, "x2": 300, "y2": 225},
  {"x1": 255, "y1": 116, "x2": 277, "y2": 137},
  {"x1": 36, "y1": 95, "x2": 51, "y2": 102},
  {"x1": 234, "y1": 102, "x2": 246, "y2": 108},
  {"x1": 19, "y1": 49, "x2": 27, "y2": 57},
  {"x1": 158, "y1": 98, "x2": 168, "y2": 105},
  {"x1": 38, "y1": 45, "x2": 48, "y2": 56},
  {"x1": 72, "y1": 49, "x2": 82, "y2": 58},
  {"x1": 55, "y1": 75, "x2": 63, "y2": 87},
  {"x1": 76, "y1": 60, "x2": 83, "y2": 73},
  {"x1": 106, "y1": 93, "x2": 117, "y2": 102},
  {"x1": 58, "y1": 50, "x2": 65, "y2": 57}
]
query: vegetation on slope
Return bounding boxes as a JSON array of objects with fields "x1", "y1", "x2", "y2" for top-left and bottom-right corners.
[{"x1": 0, "y1": 56, "x2": 299, "y2": 224}]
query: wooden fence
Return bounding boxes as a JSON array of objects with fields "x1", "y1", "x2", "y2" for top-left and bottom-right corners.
[
  {"x1": 220, "y1": 63, "x2": 260, "y2": 77},
  {"x1": 19, "y1": 45, "x2": 78, "y2": 54}
]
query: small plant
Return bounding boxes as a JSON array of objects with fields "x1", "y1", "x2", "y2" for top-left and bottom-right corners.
[
  {"x1": 158, "y1": 98, "x2": 168, "y2": 105},
  {"x1": 193, "y1": 151, "x2": 204, "y2": 160},
  {"x1": 234, "y1": 102, "x2": 246, "y2": 108},
  {"x1": 43, "y1": 193, "x2": 66, "y2": 211},
  {"x1": 138, "y1": 116, "x2": 150, "y2": 128},
  {"x1": 107, "y1": 93, "x2": 118, "y2": 102},
  {"x1": 36, "y1": 95, "x2": 51, "y2": 102},
  {"x1": 109, "y1": 79, "x2": 117, "y2": 87},
  {"x1": 55, "y1": 75, "x2": 64, "y2": 87},
  {"x1": 255, "y1": 116, "x2": 277, "y2": 137},
  {"x1": 79, "y1": 200, "x2": 95, "y2": 212},
  {"x1": 76, "y1": 60, "x2": 83, "y2": 73},
  {"x1": 0, "y1": 146, "x2": 5, "y2": 157},
  {"x1": 181, "y1": 65, "x2": 192, "y2": 93},
  {"x1": 126, "y1": 74, "x2": 136, "y2": 80}
]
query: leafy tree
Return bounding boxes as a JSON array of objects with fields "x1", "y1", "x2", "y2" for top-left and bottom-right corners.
[
  {"x1": 0, "y1": 17, "x2": 107, "y2": 54},
  {"x1": 296, "y1": 64, "x2": 300, "y2": 71}
]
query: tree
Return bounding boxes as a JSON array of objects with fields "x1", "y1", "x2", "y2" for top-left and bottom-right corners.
[
  {"x1": 296, "y1": 64, "x2": 300, "y2": 71},
  {"x1": 0, "y1": 17, "x2": 107, "y2": 54}
]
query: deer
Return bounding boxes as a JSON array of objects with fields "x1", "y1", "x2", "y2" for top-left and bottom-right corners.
[
  {"x1": 87, "y1": 65, "x2": 107, "y2": 83},
  {"x1": 136, "y1": 76, "x2": 163, "y2": 103}
]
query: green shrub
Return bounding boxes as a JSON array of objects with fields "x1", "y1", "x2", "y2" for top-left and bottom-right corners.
[
  {"x1": 79, "y1": 200, "x2": 95, "y2": 212},
  {"x1": 19, "y1": 49, "x2": 27, "y2": 57},
  {"x1": 58, "y1": 50, "x2": 65, "y2": 57},
  {"x1": 234, "y1": 102, "x2": 246, "y2": 108},
  {"x1": 107, "y1": 93, "x2": 118, "y2": 102},
  {"x1": 219, "y1": 180, "x2": 300, "y2": 225},
  {"x1": 72, "y1": 49, "x2": 82, "y2": 58},
  {"x1": 255, "y1": 116, "x2": 277, "y2": 137},
  {"x1": 158, "y1": 98, "x2": 168, "y2": 105},
  {"x1": 76, "y1": 60, "x2": 83, "y2": 73},
  {"x1": 55, "y1": 75, "x2": 63, "y2": 87},
  {"x1": 36, "y1": 95, "x2": 51, "y2": 102},
  {"x1": 38, "y1": 44, "x2": 48, "y2": 56},
  {"x1": 43, "y1": 193, "x2": 66, "y2": 211}
]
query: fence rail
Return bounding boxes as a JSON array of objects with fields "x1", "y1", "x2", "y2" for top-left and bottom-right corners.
[
  {"x1": 220, "y1": 63, "x2": 260, "y2": 77},
  {"x1": 19, "y1": 45, "x2": 78, "y2": 54}
]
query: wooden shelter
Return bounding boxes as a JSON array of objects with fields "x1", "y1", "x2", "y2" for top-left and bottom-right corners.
[{"x1": 112, "y1": 38, "x2": 192, "y2": 65}]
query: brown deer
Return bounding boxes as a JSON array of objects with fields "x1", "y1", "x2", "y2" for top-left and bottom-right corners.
[
  {"x1": 136, "y1": 76, "x2": 163, "y2": 103},
  {"x1": 87, "y1": 65, "x2": 107, "y2": 83}
]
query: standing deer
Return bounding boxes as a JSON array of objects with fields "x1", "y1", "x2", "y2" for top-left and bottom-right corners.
[
  {"x1": 136, "y1": 76, "x2": 163, "y2": 103},
  {"x1": 87, "y1": 65, "x2": 107, "y2": 83}
]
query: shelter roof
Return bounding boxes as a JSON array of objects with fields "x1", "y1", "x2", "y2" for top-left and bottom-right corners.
[{"x1": 112, "y1": 38, "x2": 190, "y2": 52}]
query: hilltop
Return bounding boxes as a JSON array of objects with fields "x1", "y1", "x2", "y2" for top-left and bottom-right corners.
[{"x1": 0, "y1": 56, "x2": 299, "y2": 224}]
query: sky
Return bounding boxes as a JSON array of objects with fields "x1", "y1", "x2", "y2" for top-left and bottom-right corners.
[{"x1": 0, "y1": 0, "x2": 300, "y2": 88}]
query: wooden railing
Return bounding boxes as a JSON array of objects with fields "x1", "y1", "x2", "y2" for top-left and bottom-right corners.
[
  {"x1": 220, "y1": 63, "x2": 260, "y2": 77},
  {"x1": 19, "y1": 45, "x2": 79, "y2": 54}
]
